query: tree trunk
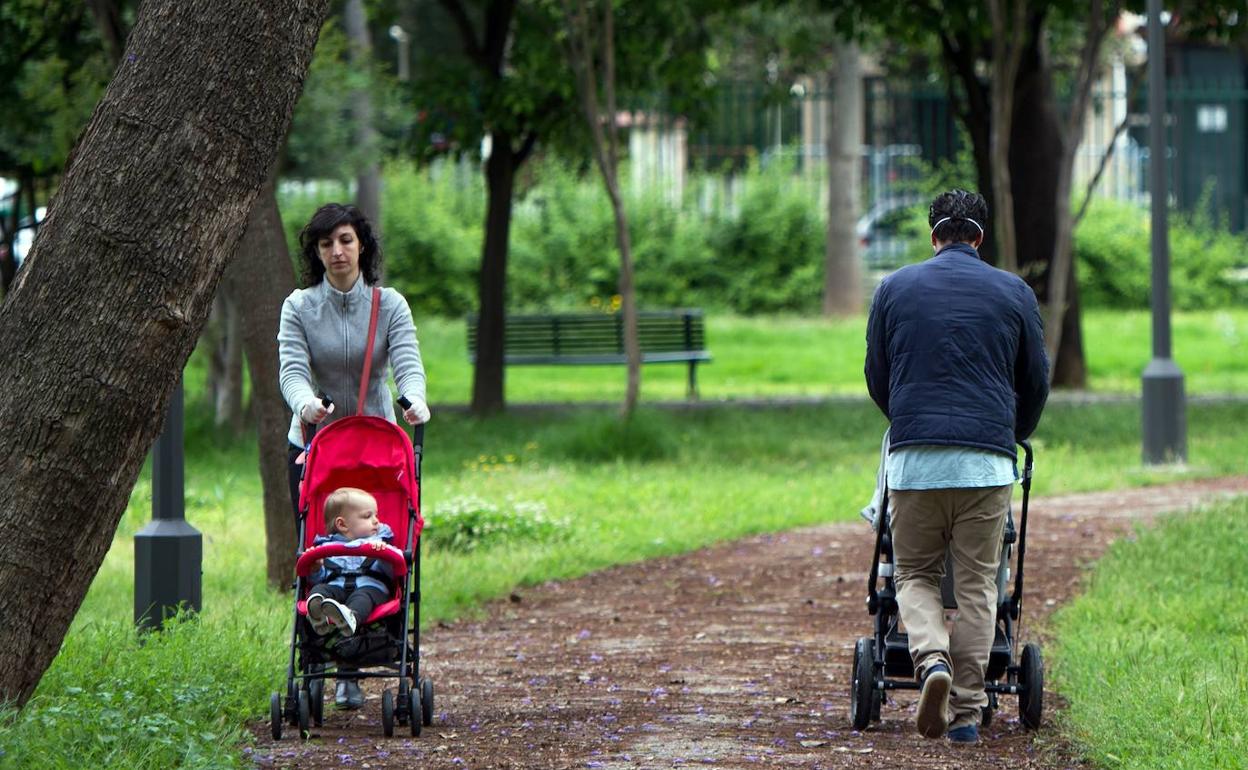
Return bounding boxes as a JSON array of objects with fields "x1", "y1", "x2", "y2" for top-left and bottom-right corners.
[
  {"x1": 953, "y1": 19, "x2": 1088, "y2": 388},
  {"x1": 823, "y1": 40, "x2": 862, "y2": 317},
  {"x1": 222, "y1": 170, "x2": 299, "y2": 590},
  {"x1": 207, "y1": 287, "x2": 245, "y2": 433},
  {"x1": 0, "y1": 0, "x2": 327, "y2": 708},
  {"x1": 344, "y1": 0, "x2": 381, "y2": 232},
  {"x1": 471, "y1": 132, "x2": 516, "y2": 415}
]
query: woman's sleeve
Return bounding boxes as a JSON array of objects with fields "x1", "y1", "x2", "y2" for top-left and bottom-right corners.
[
  {"x1": 385, "y1": 289, "x2": 427, "y2": 405},
  {"x1": 278, "y1": 292, "x2": 317, "y2": 414}
]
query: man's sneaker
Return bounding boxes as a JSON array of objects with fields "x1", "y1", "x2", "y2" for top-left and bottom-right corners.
[
  {"x1": 915, "y1": 662, "x2": 952, "y2": 739},
  {"x1": 335, "y1": 680, "x2": 364, "y2": 709},
  {"x1": 320, "y1": 597, "x2": 358, "y2": 636},
  {"x1": 948, "y1": 724, "x2": 979, "y2": 744},
  {"x1": 306, "y1": 593, "x2": 333, "y2": 636}
]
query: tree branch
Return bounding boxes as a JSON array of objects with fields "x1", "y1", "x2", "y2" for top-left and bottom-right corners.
[
  {"x1": 436, "y1": 0, "x2": 488, "y2": 71},
  {"x1": 1072, "y1": 110, "x2": 1131, "y2": 228},
  {"x1": 483, "y1": 0, "x2": 518, "y2": 74}
]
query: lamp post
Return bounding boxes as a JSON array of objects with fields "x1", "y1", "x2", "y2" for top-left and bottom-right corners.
[
  {"x1": 1141, "y1": 0, "x2": 1186, "y2": 465},
  {"x1": 134, "y1": 378, "x2": 202, "y2": 629},
  {"x1": 389, "y1": 24, "x2": 410, "y2": 82}
]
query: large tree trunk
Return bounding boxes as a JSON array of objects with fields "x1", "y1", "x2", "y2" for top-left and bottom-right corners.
[
  {"x1": 471, "y1": 132, "x2": 517, "y2": 415},
  {"x1": 822, "y1": 40, "x2": 862, "y2": 316},
  {"x1": 344, "y1": 0, "x2": 381, "y2": 231},
  {"x1": 222, "y1": 171, "x2": 300, "y2": 590},
  {"x1": 954, "y1": 17, "x2": 1087, "y2": 387},
  {"x1": 0, "y1": 0, "x2": 327, "y2": 708}
]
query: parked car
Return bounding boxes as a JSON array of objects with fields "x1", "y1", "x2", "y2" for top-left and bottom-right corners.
[{"x1": 856, "y1": 194, "x2": 923, "y2": 269}]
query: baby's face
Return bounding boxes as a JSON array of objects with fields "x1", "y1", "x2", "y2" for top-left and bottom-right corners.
[{"x1": 337, "y1": 503, "x2": 380, "y2": 539}]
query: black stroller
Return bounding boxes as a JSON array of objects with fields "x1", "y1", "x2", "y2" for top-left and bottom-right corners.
[
  {"x1": 850, "y1": 439, "x2": 1042, "y2": 731},
  {"x1": 270, "y1": 401, "x2": 433, "y2": 739}
]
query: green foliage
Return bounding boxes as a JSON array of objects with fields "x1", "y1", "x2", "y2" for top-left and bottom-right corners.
[
  {"x1": 707, "y1": 159, "x2": 826, "y2": 313},
  {"x1": 1075, "y1": 197, "x2": 1248, "y2": 310},
  {"x1": 423, "y1": 495, "x2": 569, "y2": 552},
  {"x1": 0, "y1": 611, "x2": 281, "y2": 770},
  {"x1": 1052, "y1": 498, "x2": 1248, "y2": 769},
  {"x1": 0, "y1": 1, "x2": 113, "y2": 175},
  {"x1": 280, "y1": 159, "x2": 828, "y2": 315},
  {"x1": 284, "y1": 20, "x2": 413, "y2": 182},
  {"x1": 381, "y1": 161, "x2": 483, "y2": 316}
]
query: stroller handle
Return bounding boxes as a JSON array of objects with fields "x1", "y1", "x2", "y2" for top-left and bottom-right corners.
[{"x1": 396, "y1": 396, "x2": 426, "y2": 449}]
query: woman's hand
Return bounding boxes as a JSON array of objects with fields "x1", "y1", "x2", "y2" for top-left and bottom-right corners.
[
  {"x1": 300, "y1": 397, "x2": 334, "y2": 424},
  {"x1": 402, "y1": 398, "x2": 431, "y2": 425}
]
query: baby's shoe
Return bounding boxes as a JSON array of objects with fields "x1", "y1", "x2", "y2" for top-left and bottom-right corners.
[
  {"x1": 320, "y1": 597, "x2": 358, "y2": 636},
  {"x1": 306, "y1": 593, "x2": 333, "y2": 635}
]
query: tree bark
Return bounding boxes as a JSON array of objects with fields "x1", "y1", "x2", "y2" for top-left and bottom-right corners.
[
  {"x1": 947, "y1": 15, "x2": 1088, "y2": 388},
  {"x1": 987, "y1": 0, "x2": 1029, "y2": 274},
  {"x1": 344, "y1": 0, "x2": 382, "y2": 233},
  {"x1": 222, "y1": 170, "x2": 299, "y2": 589},
  {"x1": 0, "y1": 0, "x2": 327, "y2": 707},
  {"x1": 206, "y1": 287, "x2": 245, "y2": 433},
  {"x1": 471, "y1": 132, "x2": 517, "y2": 415},
  {"x1": 823, "y1": 40, "x2": 862, "y2": 317}
]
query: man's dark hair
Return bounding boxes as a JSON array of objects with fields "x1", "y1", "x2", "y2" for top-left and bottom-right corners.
[
  {"x1": 928, "y1": 189, "x2": 988, "y2": 245},
  {"x1": 297, "y1": 203, "x2": 382, "y2": 286}
]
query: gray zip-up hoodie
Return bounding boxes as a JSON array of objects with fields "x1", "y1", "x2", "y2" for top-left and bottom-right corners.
[{"x1": 278, "y1": 276, "x2": 426, "y2": 446}]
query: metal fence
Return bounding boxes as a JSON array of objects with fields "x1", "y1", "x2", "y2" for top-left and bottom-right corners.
[{"x1": 625, "y1": 75, "x2": 1248, "y2": 237}]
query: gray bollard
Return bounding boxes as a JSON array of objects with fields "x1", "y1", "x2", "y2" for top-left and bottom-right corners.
[{"x1": 135, "y1": 378, "x2": 202, "y2": 630}]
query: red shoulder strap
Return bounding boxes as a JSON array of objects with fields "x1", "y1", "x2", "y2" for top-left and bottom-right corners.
[{"x1": 357, "y1": 287, "x2": 382, "y2": 413}]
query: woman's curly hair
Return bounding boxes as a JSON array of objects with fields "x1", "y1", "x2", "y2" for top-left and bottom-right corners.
[
  {"x1": 928, "y1": 189, "x2": 988, "y2": 245},
  {"x1": 297, "y1": 203, "x2": 381, "y2": 287}
]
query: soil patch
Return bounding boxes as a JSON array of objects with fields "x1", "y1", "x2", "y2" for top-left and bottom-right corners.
[{"x1": 249, "y1": 476, "x2": 1248, "y2": 769}]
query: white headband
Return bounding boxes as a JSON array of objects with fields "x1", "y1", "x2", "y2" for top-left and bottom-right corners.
[{"x1": 931, "y1": 216, "x2": 984, "y2": 237}]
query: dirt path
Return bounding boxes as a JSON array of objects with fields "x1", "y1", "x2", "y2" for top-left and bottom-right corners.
[{"x1": 249, "y1": 477, "x2": 1248, "y2": 769}]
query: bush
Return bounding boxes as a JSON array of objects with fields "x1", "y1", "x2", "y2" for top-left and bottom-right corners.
[
  {"x1": 707, "y1": 159, "x2": 826, "y2": 313},
  {"x1": 422, "y1": 495, "x2": 569, "y2": 552},
  {"x1": 1076, "y1": 197, "x2": 1248, "y2": 310}
]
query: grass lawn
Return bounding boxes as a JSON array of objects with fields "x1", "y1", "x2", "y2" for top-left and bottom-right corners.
[
  {"x1": 418, "y1": 308, "x2": 1248, "y2": 404},
  {"x1": 1051, "y1": 497, "x2": 1248, "y2": 769}
]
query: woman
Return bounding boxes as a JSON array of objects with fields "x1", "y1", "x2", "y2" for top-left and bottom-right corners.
[{"x1": 277, "y1": 202, "x2": 429, "y2": 709}]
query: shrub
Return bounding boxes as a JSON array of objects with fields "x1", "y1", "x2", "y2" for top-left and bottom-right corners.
[
  {"x1": 422, "y1": 495, "x2": 569, "y2": 552},
  {"x1": 1075, "y1": 197, "x2": 1248, "y2": 310}
]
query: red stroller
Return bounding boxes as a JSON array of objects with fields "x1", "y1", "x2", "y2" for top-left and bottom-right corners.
[{"x1": 269, "y1": 401, "x2": 433, "y2": 739}]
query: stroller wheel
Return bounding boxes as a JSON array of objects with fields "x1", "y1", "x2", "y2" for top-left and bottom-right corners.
[
  {"x1": 409, "y1": 687, "x2": 423, "y2": 737},
  {"x1": 309, "y1": 678, "x2": 324, "y2": 727},
  {"x1": 1019, "y1": 643, "x2": 1044, "y2": 729},
  {"x1": 382, "y1": 689, "x2": 395, "y2": 737},
  {"x1": 850, "y1": 637, "x2": 876, "y2": 731},
  {"x1": 297, "y1": 689, "x2": 311, "y2": 739},
  {"x1": 421, "y1": 677, "x2": 435, "y2": 726},
  {"x1": 269, "y1": 692, "x2": 283, "y2": 740}
]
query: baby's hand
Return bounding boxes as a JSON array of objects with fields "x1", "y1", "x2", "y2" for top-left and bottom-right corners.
[
  {"x1": 311, "y1": 558, "x2": 323, "y2": 571},
  {"x1": 370, "y1": 541, "x2": 385, "y2": 551}
]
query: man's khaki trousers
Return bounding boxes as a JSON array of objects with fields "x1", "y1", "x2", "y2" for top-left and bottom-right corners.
[{"x1": 889, "y1": 485, "x2": 1012, "y2": 729}]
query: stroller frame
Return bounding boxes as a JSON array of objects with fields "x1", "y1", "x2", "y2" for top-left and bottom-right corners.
[
  {"x1": 850, "y1": 440, "x2": 1043, "y2": 731},
  {"x1": 270, "y1": 416, "x2": 432, "y2": 740}
]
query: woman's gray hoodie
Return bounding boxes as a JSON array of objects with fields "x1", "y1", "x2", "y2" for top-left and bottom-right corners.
[{"x1": 278, "y1": 276, "x2": 426, "y2": 446}]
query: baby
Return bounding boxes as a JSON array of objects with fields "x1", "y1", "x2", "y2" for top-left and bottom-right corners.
[{"x1": 306, "y1": 487, "x2": 395, "y2": 636}]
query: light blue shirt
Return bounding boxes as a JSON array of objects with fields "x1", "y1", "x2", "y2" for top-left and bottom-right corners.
[{"x1": 887, "y1": 445, "x2": 1016, "y2": 490}]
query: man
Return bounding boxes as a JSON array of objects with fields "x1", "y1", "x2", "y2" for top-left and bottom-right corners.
[{"x1": 864, "y1": 189, "x2": 1049, "y2": 744}]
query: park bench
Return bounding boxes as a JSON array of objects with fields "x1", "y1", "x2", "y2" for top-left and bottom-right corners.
[{"x1": 467, "y1": 309, "x2": 711, "y2": 399}]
